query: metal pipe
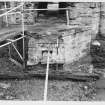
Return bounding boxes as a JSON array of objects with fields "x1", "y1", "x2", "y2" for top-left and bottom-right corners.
[
  {"x1": 4, "y1": 2, "x2": 8, "y2": 27},
  {"x1": 8, "y1": 44, "x2": 11, "y2": 58},
  {"x1": 0, "y1": 8, "x2": 69, "y2": 12},
  {"x1": 0, "y1": 36, "x2": 25, "y2": 48},
  {"x1": 24, "y1": 8, "x2": 69, "y2": 11},
  {"x1": 21, "y1": 2, "x2": 25, "y2": 68},
  {"x1": 0, "y1": 4, "x2": 23, "y2": 18},
  {"x1": 6, "y1": 12, "x2": 21, "y2": 15},
  {"x1": 11, "y1": 42, "x2": 24, "y2": 61}
]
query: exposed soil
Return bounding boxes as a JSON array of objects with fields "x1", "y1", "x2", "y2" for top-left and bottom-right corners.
[{"x1": 0, "y1": 47, "x2": 99, "y2": 101}]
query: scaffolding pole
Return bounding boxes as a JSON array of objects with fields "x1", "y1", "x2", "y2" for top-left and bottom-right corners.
[
  {"x1": 0, "y1": 7, "x2": 69, "y2": 11},
  {"x1": 7, "y1": 39, "x2": 24, "y2": 61},
  {"x1": 0, "y1": 36, "x2": 25, "y2": 48},
  {"x1": 4, "y1": 12, "x2": 21, "y2": 15},
  {"x1": 21, "y1": 2, "x2": 25, "y2": 69},
  {"x1": 4, "y1": 2, "x2": 8, "y2": 27},
  {"x1": 0, "y1": 4, "x2": 23, "y2": 18}
]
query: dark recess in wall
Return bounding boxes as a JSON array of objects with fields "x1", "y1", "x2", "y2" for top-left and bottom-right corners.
[{"x1": 37, "y1": 2, "x2": 71, "y2": 17}]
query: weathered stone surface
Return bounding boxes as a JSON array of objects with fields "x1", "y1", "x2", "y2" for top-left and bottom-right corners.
[
  {"x1": 99, "y1": 3, "x2": 105, "y2": 36},
  {"x1": 27, "y1": 2, "x2": 100, "y2": 69},
  {"x1": 63, "y1": 30, "x2": 92, "y2": 64}
]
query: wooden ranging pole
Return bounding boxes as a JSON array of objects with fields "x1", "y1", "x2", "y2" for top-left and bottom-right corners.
[{"x1": 44, "y1": 46, "x2": 50, "y2": 101}]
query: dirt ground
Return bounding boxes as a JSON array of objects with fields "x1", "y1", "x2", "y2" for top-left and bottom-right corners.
[
  {"x1": 0, "y1": 79, "x2": 44, "y2": 100},
  {"x1": 0, "y1": 45, "x2": 103, "y2": 101},
  {"x1": 0, "y1": 62, "x2": 103, "y2": 101},
  {"x1": 0, "y1": 76, "x2": 104, "y2": 101},
  {"x1": 0, "y1": 78, "x2": 96, "y2": 101},
  {"x1": 0, "y1": 57, "x2": 97, "y2": 101}
]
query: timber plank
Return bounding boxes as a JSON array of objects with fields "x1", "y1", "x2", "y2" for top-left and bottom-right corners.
[{"x1": 0, "y1": 69, "x2": 100, "y2": 81}]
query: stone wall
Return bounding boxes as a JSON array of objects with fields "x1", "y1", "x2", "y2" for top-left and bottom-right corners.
[
  {"x1": 60, "y1": 2, "x2": 100, "y2": 64},
  {"x1": 27, "y1": 35, "x2": 65, "y2": 65},
  {"x1": 27, "y1": 2, "x2": 101, "y2": 67},
  {"x1": 2, "y1": 2, "x2": 37, "y2": 25},
  {"x1": 100, "y1": 3, "x2": 105, "y2": 36}
]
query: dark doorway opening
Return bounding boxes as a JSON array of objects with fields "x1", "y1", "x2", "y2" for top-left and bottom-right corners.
[{"x1": 37, "y1": 2, "x2": 69, "y2": 17}]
